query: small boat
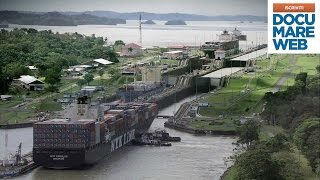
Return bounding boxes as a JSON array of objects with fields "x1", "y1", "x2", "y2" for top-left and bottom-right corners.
[
  {"x1": 132, "y1": 135, "x2": 172, "y2": 146},
  {"x1": 152, "y1": 130, "x2": 181, "y2": 142},
  {"x1": 131, "y1": 138, "x2": 171, "y2": 146}
]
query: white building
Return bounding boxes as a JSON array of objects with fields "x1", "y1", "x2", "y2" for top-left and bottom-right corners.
[
  {"x1": 214, "y1": 50, "x2": 226, "y2": 60},
  {"x1": 163, "y1": 50, "x2": 184, "y2": 60},
  {"x1": 67, "y1": 65, "x2": 92, "y2": 76},
  {"x1": 92, "y1": 58, "x2": 114, "y2": 67},
  {"x1": 15, "y1": 75, "x2": 45, "y2": 91},
  {"x1": 27, "y1": 66, "x2": 38, "y2": 71}
]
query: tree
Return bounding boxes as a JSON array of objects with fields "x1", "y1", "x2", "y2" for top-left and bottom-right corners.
[
  {"x1": 114, "y1": 40, "x2": 125, "y2": 46},
  {"x1": 76, "y1": 79, "x2": 87, "y2": 89},
  {"x1": 316, "y1": 65, "x2": 320, "y2": 73},
  {"x1": 107, "y1": 49, "x2": 119, "y2": 63},
  {"x1": 272, "y1": 152, "x2": 303, "y2": 180},
  {"x1": 98, "y1": 69, "x2": 104, "y2": 78},
  {"x1": 108, "y1": 68, "x2": 117, "y2": 76},
  {"x1": 264, "y1": 134, "x2": 291, "y2": 153},
  {"x1": 0, "y1": 68, "x2": 11, "y2": 94},
  {"x1": 3, "y1": 62, "x2": 30, "y2": 78},
  {"x1": 98, "y1": 69, "x2": 104, "y2": 85},
  {"x1": 84, "y1": 73, "x2": 94, "y2": 85},
  {"x1": 236, "y1": 119, "x2": 260, "y2": 148},
  {"x1": 234, "y1": 148, "x2": 282, "y2": 180},
  {"x1": 45, "y1": 68, "x2": 62, "y2": 92}
]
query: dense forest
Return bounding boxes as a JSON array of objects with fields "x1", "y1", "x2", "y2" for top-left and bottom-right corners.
[
  {"x1": 0, "y1": 28, "x2": 119, "y2": 93},
  {"x1": 262, "y1": 68, "x2": 320, "y2": 174},
  {"x1": 230, "y1": 67, "x2": 320, "y2": 179},
  {"x1": 0, "y1": 11, "x2": 126, "y2": 26}
]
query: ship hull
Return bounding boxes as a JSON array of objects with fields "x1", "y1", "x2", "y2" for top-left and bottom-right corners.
[{"x1": 33, "y1": 143, "x2": 111, "y2": 169}]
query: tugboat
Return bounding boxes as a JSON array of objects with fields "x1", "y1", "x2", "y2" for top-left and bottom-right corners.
[
  {"x1": 132, "y1": 134, "x2": 172, "y2": 146},
  {"x1": 152, "y1": 129, "x2": 181, "y2": 142}
]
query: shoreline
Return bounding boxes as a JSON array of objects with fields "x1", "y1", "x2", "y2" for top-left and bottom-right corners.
[
  {"x1": 0, "y1": 122, "x2": 33, "y2": 129},
  {"x1": 164, "y1": 121, "x2": 237, "y2": 136}
]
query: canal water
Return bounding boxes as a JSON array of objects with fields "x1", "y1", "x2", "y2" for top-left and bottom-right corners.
[
  {"x1": 7, "y1": 20, "x2": 267, "y2": 49},
  {"x1": 3, "y1": 95, "x2": 236, "y2": 180}
]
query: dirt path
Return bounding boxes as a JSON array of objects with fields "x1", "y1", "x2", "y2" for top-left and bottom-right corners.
[{"x1": 272, "y1": 55, "x2": 297, "y2": 93}]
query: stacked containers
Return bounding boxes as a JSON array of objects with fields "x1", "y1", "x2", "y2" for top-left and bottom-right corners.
[
  {"x1": 99, "y1": 103, "x2": 158, "y2": 136},
  {"x1": 149, "y1": 103, "x2": 158, "y2": 117},
  {"x1": 100, "y1": 121, "x2": 106, "y2": 142},
  {"x1": 33, "y1": 119, "x2": 96, "y2": 149},
  {"x1": 126, "y1": 109, "x2": 136, "y2": 126},
  {"x1": 95, "y1": 122, "x2": 100, "y2": 144}
]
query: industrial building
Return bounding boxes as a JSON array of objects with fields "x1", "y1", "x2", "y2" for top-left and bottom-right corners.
[
  {"x1": 141, "y1": 67, "x2": 161, "y2": 83},
  {"x1": 92, "y1": 58, "x2": 114, "y2": 67},
  {"x1": 201, "y1": 67, "x2": 243, "y2": 87},
  {"x1": 226, "y1": 48, "x2": 268, "y2": 67},
  {"x1": 67, "y1": 65, "x2": 93, "y2": 76},
  {"x1": 14, "y1": 75, "x2": 45, "y2": 91},
  {"x1": 163, "y1": 51, "x2": 184, "y2": 60}
]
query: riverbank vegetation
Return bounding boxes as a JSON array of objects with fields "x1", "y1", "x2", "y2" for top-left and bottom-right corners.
[{"x1": 223, "y1": 64, "x2": 320, "y2": 180}]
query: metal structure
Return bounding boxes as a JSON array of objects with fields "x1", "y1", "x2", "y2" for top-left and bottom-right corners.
[{"x1": 139, "y1": 14, "x2": 142, "y2": 46}]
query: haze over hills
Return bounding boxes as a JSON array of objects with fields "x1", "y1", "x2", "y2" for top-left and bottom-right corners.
[
  {"x1": 0, "y1": 11, "x2": 126, "y2": 26},
  {"x1": 61, "y1": 11, "x2": 267, "y2": 22},
  {"x1": 0, "y1": 10, "x2": 267, "y2": 26}
]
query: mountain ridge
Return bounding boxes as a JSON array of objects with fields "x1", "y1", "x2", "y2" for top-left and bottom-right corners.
[
  {"x1": 0, "y1": 11, "x2": 126, "y2": 26},
  {"x1": 18, "y1": 10, "x2": 267, "y2": 22}
]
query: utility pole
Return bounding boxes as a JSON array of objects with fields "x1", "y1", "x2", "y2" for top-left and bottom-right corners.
[{"x1": 139, "y1": 13, "x2": 142, "y2": 46}]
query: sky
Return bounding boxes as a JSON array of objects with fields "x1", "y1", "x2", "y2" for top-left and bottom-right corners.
[{"x1": 0, "y1": 0, "x2": 267, "y2": 16}]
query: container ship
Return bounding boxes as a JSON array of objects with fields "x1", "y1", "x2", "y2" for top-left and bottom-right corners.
[
  {"x1": 33, "y1": 95, "x2": 158, "y2": 169},
  {"x1": 200, "y1": 29, "x2": 246, "y2": 59}
]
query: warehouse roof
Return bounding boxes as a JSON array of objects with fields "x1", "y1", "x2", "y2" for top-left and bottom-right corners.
[
  {"x1": 122, "y1": 43, "x2": 142, "y2": 49},
  {"x1": 230, "y1": 48, "x2": 267, "y2": 62},
  {"x1": 18, "y1": 75, "x2": 44, "y2": 84},
  {"x1": 93, "y1": 58, "x2": 114, "y2": 65},
  {"x1": 202, "y1": 67, "x2": 243, "y2": 78},
  {"x1": 0, "y1": 95, "x2": 13, "y2": 101},
  {"x1": 164, "y1": 50, "x2": 183, "y2": 54}
]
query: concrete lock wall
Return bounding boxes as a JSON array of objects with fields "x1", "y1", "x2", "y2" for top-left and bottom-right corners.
[
  {"x1": 193, "y1": 77, "x2": 213, "y2": 93},
  {"x1": 162, "y1": 76, "x2": 178, "y2": 86}
]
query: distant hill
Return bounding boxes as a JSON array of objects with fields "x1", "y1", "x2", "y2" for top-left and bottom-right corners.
[
  {"x1": 61, "y1": 11, "x2": 267, "y2": 22},
  {"x1": 0, "y1": 11, "x2": 126, "y2": 26},
  {"x1": 165, "y1": 20, "x2": 186, "y2": 25},
  {"x1": 141, "y1": 20, "x2": 155, "y2": 24}
]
